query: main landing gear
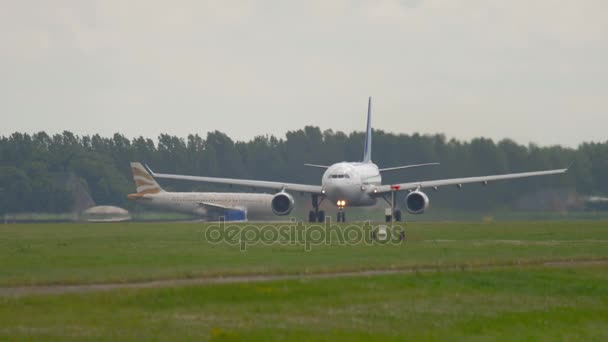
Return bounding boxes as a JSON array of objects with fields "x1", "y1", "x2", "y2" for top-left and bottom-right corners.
[
  {"x1": 383, "y1": 188, "x2": 403, "y2": 223},
  {"x1": 308, "y1": 194, "x2": 326, "y2": 223},
  {"x1": 379, "y1": 186, "x2": 407, "y2": 242},
  {"x1": 385, "y1": 209, "x2": 402, "y2": 222},
  {"x1": 307, "y1": 194, "x2": 348, "y2": 223}
]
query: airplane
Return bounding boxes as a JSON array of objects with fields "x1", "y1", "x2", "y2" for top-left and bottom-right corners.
[
  {"x1": 127, "y1": 162, "x2": 275, "y2": 221},
  {"x1": 147, "y1": 97, "x2": 568, "y2": 222}
]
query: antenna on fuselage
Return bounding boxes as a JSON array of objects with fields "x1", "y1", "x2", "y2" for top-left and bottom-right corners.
[{"x1": 363, "y1": 96, "x2": 372, "y2": 163}]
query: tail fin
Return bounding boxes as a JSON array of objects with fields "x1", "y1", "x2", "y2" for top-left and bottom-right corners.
[
  {"x1": 130, "y1": 162, "x2": 164, "y2": 194},
  {"x1": 363, "y1": 96, "x2": 372, "y2": 163}
]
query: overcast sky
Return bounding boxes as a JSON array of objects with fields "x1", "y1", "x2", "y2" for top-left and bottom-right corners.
[{"x1": 1, "y1": 0, "x2": 606, "y2": 147}]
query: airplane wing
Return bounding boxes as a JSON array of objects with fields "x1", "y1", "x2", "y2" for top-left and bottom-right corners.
[
  {"x1": 198, "y1": 201, "x2": 242, "y2": 211},
  {"x1": 198, "y1": 202, "x2": 246, "y2": 213},
  {"x1": 303, "y1": 163, "x2": 330, "y2": 169},
  {"x1": 374, "y1": 168, "x2": 568, "y2": 193},
  {"x1": 149, "y1": 167, "x2": 323, "y2": 194},
  {"x1": 378, "y1": 162, "x2": 440, "y2": 172},
  {"x1": 197, "y1": 202, "x2": 248, "y2": 221}
]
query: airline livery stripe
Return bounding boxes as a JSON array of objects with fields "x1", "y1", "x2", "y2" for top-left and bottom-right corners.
[
  {"x1": 135, "y1": 180, "x2": 158, "y2": 187},
  {"x1": 134, "y1": 176, "x2": 156, "y2": 183},
  {"x1": 136, "y1": 184, "x2": 160, "y2": 192},
  {"x1": 131, "y1": 168, "x2": 154, "y2": 181},
  {"x1": 133, "y1": 188, "x2": 161, "y2": 195}
]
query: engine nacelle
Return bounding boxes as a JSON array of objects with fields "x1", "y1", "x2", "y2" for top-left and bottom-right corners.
[
  {"x1": 405, "y1": 190, "x2": 429, "y2": 214},
  {"x1": 271, "y1": 192, "x2": 294, "y2": 216}
]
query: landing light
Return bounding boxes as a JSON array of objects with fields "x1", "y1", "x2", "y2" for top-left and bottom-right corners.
[{"x1": 337, "y1": 200, "x2": 346, "y2": 206}]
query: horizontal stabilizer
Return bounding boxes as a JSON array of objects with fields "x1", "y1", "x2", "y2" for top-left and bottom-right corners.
[{"x1": 379, "y1": 162, "x2": 440, "y2": 172}]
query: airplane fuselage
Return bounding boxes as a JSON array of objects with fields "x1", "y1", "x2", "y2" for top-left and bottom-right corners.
[
  {"x1": 321, "y1": 162, "x2": 381, "y2": 207},
  {"x1": 131, "y1": 192, "x2": 274, "y2": 218}
]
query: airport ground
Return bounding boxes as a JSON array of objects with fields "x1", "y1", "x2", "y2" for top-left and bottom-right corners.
[
  {"x1": 1, "y1": 221, "x2": 607, "y2": 340},
  {"x1": 5, "y1": 207, "x2": 608, "y2": 224}
]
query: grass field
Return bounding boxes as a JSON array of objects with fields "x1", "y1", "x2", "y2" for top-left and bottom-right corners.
[
  {"x1": 1, "y1": 221, "x2": 607, "y2": 286},
  {"x1": 1, "y1": 221, "x2": 607, "y2": 340}
]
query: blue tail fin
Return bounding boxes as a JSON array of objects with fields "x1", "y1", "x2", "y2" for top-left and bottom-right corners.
[{"x1": 363, "y1": 96, "x2": 372, "y2": 163}]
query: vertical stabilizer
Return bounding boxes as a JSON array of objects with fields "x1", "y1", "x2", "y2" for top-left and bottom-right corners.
[
  {"x1": 130, "y1": 162, "x2": 164, "y2": 194},
  {"x1": 363, "y1": 96, "x2": 372, "y2": 163}
]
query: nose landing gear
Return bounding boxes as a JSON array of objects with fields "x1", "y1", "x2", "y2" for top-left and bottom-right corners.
[
  {"x1": 336, "y1": 200, "x2": 347, "y2": 223},
  {"x1": 337, "y1": 208, "x2": 346, "y2": 223}
]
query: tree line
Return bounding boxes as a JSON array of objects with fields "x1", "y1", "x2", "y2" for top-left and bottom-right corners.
[{"x1": 1, "y1": 128, "x2": 606, "y2": 214}]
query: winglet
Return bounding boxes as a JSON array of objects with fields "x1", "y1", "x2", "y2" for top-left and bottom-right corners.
[
  {"x1": 363, "y1": 96, "x2": 372, "y2": 163},
  {"x1": 567, "y1": 161, "x2": 574, "y2": 171}
]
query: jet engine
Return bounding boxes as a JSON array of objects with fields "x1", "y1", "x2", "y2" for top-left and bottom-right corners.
[
  {"x1": 271, "y1": 192, "x2": 295, "y2": 216},
  {"x1": 405, "y1": 190, "x2": 429, "y2": 214}
]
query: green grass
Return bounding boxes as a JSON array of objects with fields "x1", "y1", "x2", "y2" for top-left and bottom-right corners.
[
  {"x1": 1, "y1": 221, "x2": 608, "y2": 340},
  {"x1": 1, "y1": 221, "x2": 607, "y2": 286},
  {"x1": 0, "y1": 265, "x2": 607, "y2": 340}
]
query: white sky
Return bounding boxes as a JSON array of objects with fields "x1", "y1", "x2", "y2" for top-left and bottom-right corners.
[{"x1": 1, "y1": 0, "x2": 607, "y2": 147}]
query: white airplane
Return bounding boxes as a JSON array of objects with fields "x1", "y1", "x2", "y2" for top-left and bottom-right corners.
[
  {"x1": 127, "y1": 163, "x2": 274, "y2": 221},
  {"x1": 148, "y1": 97, "x2": 568, "y2": 222}
]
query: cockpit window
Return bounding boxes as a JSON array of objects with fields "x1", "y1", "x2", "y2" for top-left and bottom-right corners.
[{"x1": 330, "y1": 174, "x2": 350, "y2": 179}]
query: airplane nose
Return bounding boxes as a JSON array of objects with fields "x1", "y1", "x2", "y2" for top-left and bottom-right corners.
[
  {"x1": 328, "y1": 185, "x2": 346, "y2": 198},
  {"x1": 325, "y1": 182, "x2": 357, "y2": 203}
]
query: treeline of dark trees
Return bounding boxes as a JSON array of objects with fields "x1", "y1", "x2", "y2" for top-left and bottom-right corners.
[{"x1": 1, "y1": 128, "x2": 607, "y2": 214}]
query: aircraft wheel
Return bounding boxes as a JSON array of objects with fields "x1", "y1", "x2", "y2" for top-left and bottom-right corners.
[
  {"x1": 394, "y1": 210, "x2": 402, "y2": 222},
  {"x1": 317, "y1": 210, "x2": 325, "y2": 222},
  {"x1": 342, "y1": 212, "x2": 346, "y2": 222},
  {"x1": 308, "y1": 210, "x2": 316, "y2": 223}
]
